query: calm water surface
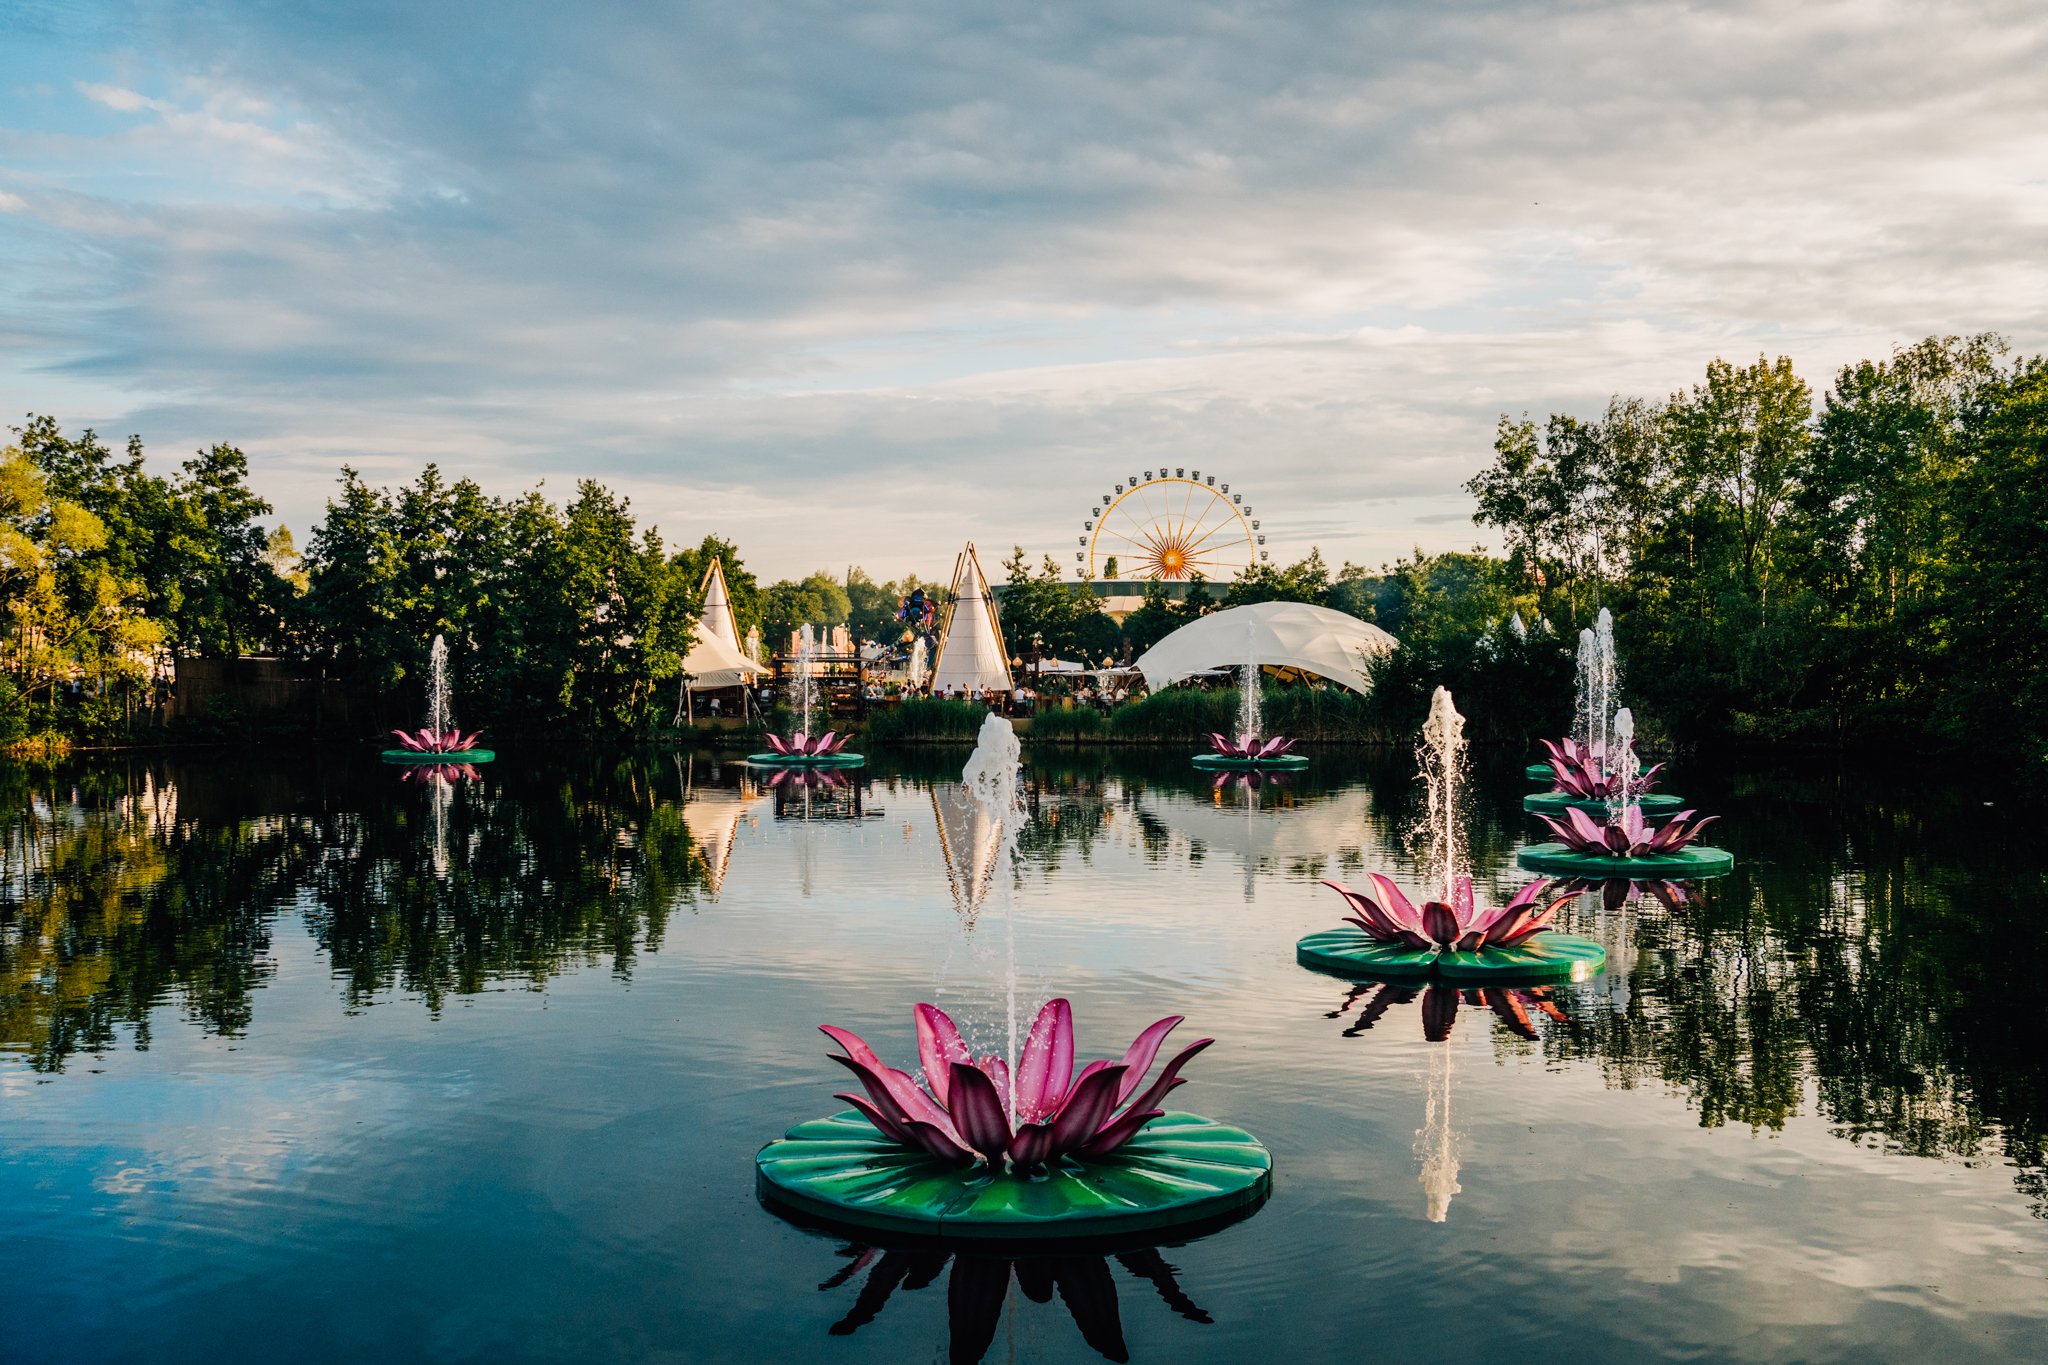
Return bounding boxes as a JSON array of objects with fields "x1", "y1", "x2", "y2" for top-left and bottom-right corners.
[{"x1": 3, "y1": 747, "x2": 2045, "y2": 1363}]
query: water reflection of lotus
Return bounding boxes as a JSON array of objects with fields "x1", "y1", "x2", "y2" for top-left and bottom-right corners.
[
  {"x1": 395, "y1": 761, "x2": 481, "y2": 785},
  {"x1": 1554, "y1": 877, "x2": 1694, "y2": 913},
  {"x1": 817, "y1": 1240, "x2": 1217, "y2": 1364},
  {"x1": 1327, "y1": 979, "x2": 1573, "y2": 1042},
  {"x1": 1210, "y1": 769, "x2": 1290, "y2": 795}
]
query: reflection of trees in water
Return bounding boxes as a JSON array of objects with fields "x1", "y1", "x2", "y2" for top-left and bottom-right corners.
[
  {"x1": 0, "y1": 762, "x2": 310, "y2": 1071},
  {"x1": 1540, "y1": 793, "x2": 2048, "y2": 1215},
  {"x1": 302, "y1": 757, "x2": 707, "y2": 1011},
  {"x1": 819, "y1": 1240, "x2": 1213, "y2": 1364},
  {"x1": 0, "y1": 756, "x2": 712, "y2": 1068}
]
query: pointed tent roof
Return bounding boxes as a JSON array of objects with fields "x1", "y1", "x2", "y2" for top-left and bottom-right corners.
[
  {"x1": 684, "y1": 557, "x2": 766, "y2": 690},
  {"x1": 930, "y1": 542, "x2": 1015, "y2": 695}
]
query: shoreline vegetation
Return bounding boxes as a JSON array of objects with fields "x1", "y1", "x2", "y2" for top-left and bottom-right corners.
[{"x1": 7, "y1": 332, "x2": 2045, "y2": 773}]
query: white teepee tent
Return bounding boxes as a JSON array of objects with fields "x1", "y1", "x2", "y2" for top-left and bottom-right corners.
[
  {"x1": 929, "y1": 542, "x2": 1015, "y2": 696},
  {"x1": 683, "y1": 558, "x2": 765, "y2": 691}
]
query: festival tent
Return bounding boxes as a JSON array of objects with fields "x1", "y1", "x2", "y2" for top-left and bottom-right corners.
[
  {"x1": 683, "y1": 558, "x2": 766, "y2": 691},
  {"x1": 929, "y1": 542, "x2": 1015, "y2": 696},
  {"x1": 1133, "y1": 601, "x2": 1397, "y2": 697}
]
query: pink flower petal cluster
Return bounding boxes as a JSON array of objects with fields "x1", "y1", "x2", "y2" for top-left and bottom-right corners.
[
  {"x1": 1537, "y1": 737, "x2": 1662, "y2": 801},
  {"x1": 766, "y1": 730, "x2": 850, "y2": 757},
  {"x1": 821, "y1": 999, "x2": 1211, "y2": 1174},
  {"x1": 390, "y1": 727, "x2": 484, "y2": 753},
  {"x1": 1207, "y1": 733, "x2": 1298, "y2": 760},
  {"x1": 1537, "y1": 805, "x2": 1720, "y2": 858},
  {"x1": 1319, "y1": 873, "x2": 1571, "y2": 953}
]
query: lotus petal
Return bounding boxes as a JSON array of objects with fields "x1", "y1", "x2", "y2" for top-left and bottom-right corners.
[
  {"x1": 1016, "y1": 998, "x2": 1075, "y2": 1123},
  {"x1": 947, "y1": 1063, "x2": 1014, "y2": 1161},
  {"x1": 1421, "y1": 901, "x2": 1460, "y2": 948},
  {"x1": 1112, "y1": 1038, "x2": 1212, "y2": 1124},
  {"x1": 766, "y1": 734, "x2": 790, "y2": 755},
  {"x1": 899, "y1": 1118, "x2": 977, "y2": 1166},
  {"x1": 1073, "y1": 1102, "x2": 1169, "y2": 1159},
  {"x1": 1006, "y1": 1120, "x2": 1056, "y2": 1171},
  {"x1": 836, "y1": 1091, "x2": 919, "y2": 1147},
  {"x1": 1047, "y1": 1064, "x2": 1127, "y2": 1157},
  {"x1": 1110, "y1": 1016, "x2": 1182, "y2": 1106},
  {"x1": 816, "y1": 731, "x2": 837, "y2": 755},
  {"x1": 1362, "y1": 873, "x2": 1422, "y2": 931},
  {"x1": 915, "y1": 1004, "x2": 973, "y2": 1107}
]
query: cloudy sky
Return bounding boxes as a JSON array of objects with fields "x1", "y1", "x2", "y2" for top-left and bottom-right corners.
[{"x1": 3, "y1": 0, "x2": 2044, "y2": 581}]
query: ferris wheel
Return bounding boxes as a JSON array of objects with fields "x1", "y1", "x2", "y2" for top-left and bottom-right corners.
[{"x1": 1076, "y1": 467, "x2": 1268, "y2": 581}]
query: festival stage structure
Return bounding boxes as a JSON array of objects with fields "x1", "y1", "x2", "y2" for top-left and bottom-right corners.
[{"x1": 929, "y1": 542, "x2": 1015, "y2": 697}]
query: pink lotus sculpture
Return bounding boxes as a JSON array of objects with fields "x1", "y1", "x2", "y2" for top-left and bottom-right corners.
[
  {"x1": 389, "y1": 727, "x2": 484, "y2": 754},
  {"x1": 766, "y1": 730, "x2": 850, "y2": 758},
  {"x1": 1536, "y1": 804, "x2": 1719, "y2": 858},
  {"x1": 1538, "y1": 736, "x2": 1662, "y2": 801},
  {"x1": 821, "y1": 999, "x2": 1212, "y2": 1175},
  {"x1": 1319, "y1": 873, "x2": 1573, "y2": 955},
  {"x1": 1208, "y1": 733, "x2": 1298, "y2": 761}
]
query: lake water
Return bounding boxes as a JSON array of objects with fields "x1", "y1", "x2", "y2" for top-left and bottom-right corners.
[{"x1": 3, "y1": 747, "x2": 2045, "y2": 1363}]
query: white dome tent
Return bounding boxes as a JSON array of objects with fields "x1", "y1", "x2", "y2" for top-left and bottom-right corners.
[
  {"x1": 1133, "y1": 602, "x2": 1397, "y2": 697},
  {"x1": 929, "y1": 542, "x2": 1015, "y2": 696}
]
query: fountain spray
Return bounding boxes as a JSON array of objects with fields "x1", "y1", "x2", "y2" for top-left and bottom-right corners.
[
  {"x1": 795, "y1": 624, "x2": 818, "y2": 737},
  {"x1": 1238, "y1": 620, "x2": 1262, "y2": 741},
  {"x1": 427, "y1": 634, "x2": 452, "y2": 738},
  {"x1": 961, "y1": 713, "x2": 1028, "y2": 1118},
  {"x1": 1418, "y1": 687, "x2": 1467, "y2": 898}
]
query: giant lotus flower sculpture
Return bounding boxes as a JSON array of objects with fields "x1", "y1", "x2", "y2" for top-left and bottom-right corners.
[
  {"x1": 821, "y1": 999, "x2": 1211, "y2": 1175},
  {"x1": 767, "y1": 730, "x2": 850, "y2": 758},
  {"x1": 389, "y1": 727, "x2": 484, "y2": 754},
  {"x1": 1536, "y1": 804, "x2": 1719, "y2": 858},
  {"x1": 1319, "y1": 873, "x2": 1573, "y2": 957},
  {"x1": 1208, "y1": 733, "x2": 1298, "y2": 761},
  {"x1": 1537, "y1": 736, "x2": 1662, "y2": 801}
]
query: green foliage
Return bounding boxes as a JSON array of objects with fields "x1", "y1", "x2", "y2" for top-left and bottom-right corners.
[
  {"x1": 302, "y1": 465, "x2": 693, "y2": 733},
  {"x1": 1106, "y1": 687, "x2": 1236, "y2": 740},
  {"x1": 1025, "y1": 705, "x2": 1107, "y2": 742},
  {"x1": 1461, "y1": 333, "x2": 2043, "y2": 767},
  {"x1": 861, "y1": 697, "x2": 992, "y2": 742},
  {"x1": 758, "y1": 571, "x2": 852, "y2": 650}
]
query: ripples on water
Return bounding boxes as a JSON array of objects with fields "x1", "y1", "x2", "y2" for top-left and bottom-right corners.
[{"x1": 2, "y1": 748, "x2": 2045, "y2": 1363}]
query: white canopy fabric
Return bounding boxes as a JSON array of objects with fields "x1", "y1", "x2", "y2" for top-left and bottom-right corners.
[
  {"x1": 930, "y1": 542, "x2": 1015, "y2": 695},
  {"x1": 1134, "y1": 602, "x2": 1397, "y2": 696},
  {"x1": 684, "y1": 558, "x2": 766, "y2": 690}
]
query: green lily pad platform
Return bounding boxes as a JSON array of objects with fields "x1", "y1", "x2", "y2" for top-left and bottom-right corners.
[
  {"x1": 381, "y1": 749, "x2": 495, "y2": 764},
  {"x1": 1190, "y1": 753, "x2": 1310, "y2": 771},
  {"x1": 1295, "y1": 928, "x2": 1606, "y2": 984},
  {"x1": 1516, "y1": 843, "x2": 1734, "y2": 878},
  {"x1": 1525, "y1": 763, "x2": 1556, "y2": 782},
  {"x1": 745, "y1": 752, "x2": 866, "y2": 768},
  {"x1": 755, "y1": 1110, "x2": 1271, "y2": 1241},
  {"x1": 1523, "y1": 791, "x2": 1684, "y2": 817}
]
